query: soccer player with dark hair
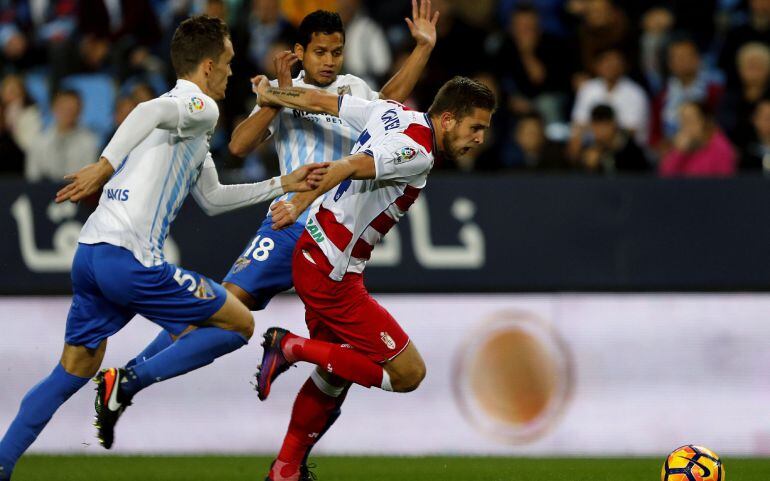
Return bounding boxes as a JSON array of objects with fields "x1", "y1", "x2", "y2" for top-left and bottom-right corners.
[
  {"x1": 0, "y1": 16, "x2": 325, "y2": 479},
  {"x1": 116, "y1": 1, "x2": 439, "y2": 476},
  {"x1": 252, "y1": 75, "x2": 496, "y2": 481}
]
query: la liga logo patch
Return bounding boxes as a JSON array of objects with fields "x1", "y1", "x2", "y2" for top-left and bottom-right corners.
[
  {"x1": 187, "y1": 96, "x2": 206, "y2": 114},
  {"x1": 394, "y1": 146, "x2": 417, "y2": 164}
]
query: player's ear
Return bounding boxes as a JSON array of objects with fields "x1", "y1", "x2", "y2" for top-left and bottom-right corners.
[
  {"x1": 440, "y1": 111, "x2": 457, "y2": 131},
  {"x1": 294, "y1": 43, "x2": 305, "y2": 62}
]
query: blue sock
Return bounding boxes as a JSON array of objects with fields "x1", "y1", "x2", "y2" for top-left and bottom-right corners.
[
  {"x1": 125, "y1": 330, "x2": 174, "y2": 368},
  {"x1": 121, "y1": 327, "x2": 247, "y2": 398},
  {"x1": 0, "y1": 364, "x2": 89, "y2": 477}
]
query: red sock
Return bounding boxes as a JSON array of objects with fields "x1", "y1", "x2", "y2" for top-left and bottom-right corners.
[
  {"x1": 277, "y1": 376, "x2": 349, "y2": 466},
  {"x1": 281, "y1": 333, "x2": 383, "y2": 388}
]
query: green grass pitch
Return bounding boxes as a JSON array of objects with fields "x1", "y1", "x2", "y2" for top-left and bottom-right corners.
[{"x1": 10, "y1": 456, "x2": 770, "y2": 480}]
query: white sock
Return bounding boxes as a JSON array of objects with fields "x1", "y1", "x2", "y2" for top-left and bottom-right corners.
[{"x1": 380, "y1": 370, "x2": 393, "y2": 391}]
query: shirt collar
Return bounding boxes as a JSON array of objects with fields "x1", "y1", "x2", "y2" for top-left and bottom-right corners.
[
  {"x1": 175, "y1": 79, "x2": 204, "y2": 93},
  {"x1": 423, "y1": 113, "x2": 439, "y2": 154}
]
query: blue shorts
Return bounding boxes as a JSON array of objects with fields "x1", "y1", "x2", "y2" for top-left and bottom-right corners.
[
  {"x1": 65, "y1": 243, "x2": 227, "y2": 349},
  {"x1": 222, "y1": 217, "x2": 304, "y2": 310}
]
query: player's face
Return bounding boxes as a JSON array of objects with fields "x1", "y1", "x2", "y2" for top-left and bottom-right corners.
[
  {"x1": 440, "y1": 108, "x2": 492, "y2": 161},
  {"x1": 295, "y1": 32, "x2": 344, "y2": 87},
  {"x1": 207, "y1": 37, "x2": 234, "y2": 100}
]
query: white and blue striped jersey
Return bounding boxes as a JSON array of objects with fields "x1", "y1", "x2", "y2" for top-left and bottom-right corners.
[
  {"x1": 79, "y1": 80, "x2": 219, "y2": 267},
  {"x1": 254, "y1": 71, "x2": 380, "y2": 225}
]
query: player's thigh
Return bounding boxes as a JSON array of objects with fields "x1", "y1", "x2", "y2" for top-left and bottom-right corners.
[
  {"x1": 65, "y1": 244, "x2": 135, "y2": 350},
  {"x1": 60, "y1": 340, "x2": 108, "y2": 378},
  {"x1": 124, "y1": 262, "x2": 235, "y2": 338},
  {"x1": 382, "y1": 342, "x2": 427, "y2": 392},
  {"x1": 223, "y1": 220, "x2": 303, "y2": 311},
  {"x1": 302, "y1": 277, "x2": 411, "y2": 364}
]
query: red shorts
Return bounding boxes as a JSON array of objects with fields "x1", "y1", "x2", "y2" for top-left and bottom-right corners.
[{"x1": 292, "y1": 231, "x2": 409, "y2": 363}]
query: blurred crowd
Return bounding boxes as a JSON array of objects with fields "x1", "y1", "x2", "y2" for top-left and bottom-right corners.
[{"x1": 2, "y1": 0, "x2": 770, "y2": 181}]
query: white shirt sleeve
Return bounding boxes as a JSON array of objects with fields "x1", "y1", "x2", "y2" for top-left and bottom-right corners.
[
  {"x1": 100, "y1": 97, "x2": 180, "y2": 169},
  {"x1": 174, "y1": 92, "x2": 219, "y2": 138},
  {"x1": 190, "y1": 154, "x2": 285, "y2": 216},
  {"x1": 101, "y1": 94, "x2": 218, "y2": 170},
  {"x1": 364, "y1": 134, "x2": 433, "y2": 181},
  {"x1": 338, "y1": 95, "x2": 379, "y2": 132}
]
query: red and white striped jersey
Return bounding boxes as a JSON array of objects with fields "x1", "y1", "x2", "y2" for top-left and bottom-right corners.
[{"x1": 305, "y1": 95, "x2": 436, "y2": 280}]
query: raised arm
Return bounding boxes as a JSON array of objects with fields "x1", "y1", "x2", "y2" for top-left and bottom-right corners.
[
  {"x1": 379, "y1": 0, "x2": 438, "y2": 102},
  {"x1": 229, "y1": 51, "x2": 299, "y2": 157},
  {"x1": 270, "y1": 153, "x2": 375, "y2": 229},
  {"x1": 255, "y1": 76, "x2": 341, "y2": 117}
]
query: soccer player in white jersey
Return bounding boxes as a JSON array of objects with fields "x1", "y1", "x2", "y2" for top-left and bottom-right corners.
[
  {"x1": 252, "y1": 76, "x2": 495, "y2": 481},
  {"x1": 0, "y1": 16, "x2": 325, "y2": 479},
  {"x1": 116, "y1": 3, "x2": 438, "y2": 476}
]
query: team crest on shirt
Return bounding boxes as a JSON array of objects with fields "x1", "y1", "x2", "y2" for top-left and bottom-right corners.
[
  {"x1": 393, "y1": 146, "x2": 417, "y2": 164},
  {"x1": 194, "y1": 278, "x2": 217, "y2": 300},
  {"x1": 337, "y1": 85, "x2": 352, "y2": 96},
  {"x1": 231, "y1": 256, "x2": 252, "y2": 274},
  {"x1": 187, "y1": 96, "x2": 206, "y2": 114},
  {"x1": 380, "y1": 331, "x2": 396, "y2": 350}
]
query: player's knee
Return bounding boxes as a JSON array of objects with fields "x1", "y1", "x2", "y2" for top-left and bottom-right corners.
[{"x1": 232, "y1": 306, "x2": 255, "y2": 340}]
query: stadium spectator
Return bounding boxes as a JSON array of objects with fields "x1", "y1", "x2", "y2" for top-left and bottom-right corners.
[
  {"x1": 0, "y1": 101, "x2": 25, "y2": 176},
  {"x1": 490, "y1": 4, "x2": 575, "y2": 125},
  {"x1": 76, "y1": 0, "x2": 163, "y2": 81},
  {"x1": 497, "y1": 0, "x2": 570, "y2": 36},
  {"x1": 337, "y1": 0, "x2": 393, "y2": 87},
  {"x1": 639, "y1": 7, "x2": 675, "y2": 94},
  {"x1": 0, "y1": 0, "x2": 77, "y2": 72},
  {"x1": 650, "y1": 37, "x2": 724, "y2": 148},
  {"x1": 718, "y1": 42, "x2": 770, "y2": 148},
  {"x1": 570, "y1": 0, "x2": 633, "y2": 74},
  {"x1": 25, "y1": 90, "x2": 98, "y2": 182},
  {"x1": 569, "y1": 47, "x2": 649, "y2": 159},
  {"x1": 579, "y1": 104, "x2": 648, "y2": 173},
  {"x1": 0, "y1": 74, "x2": 42, "y2": 154},
  {"x1": 413, "y1": 0, "x2": 487, "y2": 109},
  {"x1": 659, "y1": 102, "x2": 736, "y2": 176},
  {"x1": 740, "y1": 98, "x2": 770, "y2": 171},
  {"x1": 246, "y1": 0, "x2": 296, "y2": 73},
  {"x1": 718, "y1": 0, "x2": 770, "y2": 87},
  {"x1": 506, "y1": 111, "x2": 568, "y2": 170}
]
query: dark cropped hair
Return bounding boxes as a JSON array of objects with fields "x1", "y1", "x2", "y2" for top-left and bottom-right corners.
[
  {"x1": 297, "y1": 10, "x2": 345, "y2": 48},
  {"x1": 427, "y1": 76, "x2": 497, "y2": 119},
  {"x1": 170, "y1": 15, "x2": 230, "y2": 77},
  {"x1": 590, "y1": 104, "x2": 616, "y2": 123}
]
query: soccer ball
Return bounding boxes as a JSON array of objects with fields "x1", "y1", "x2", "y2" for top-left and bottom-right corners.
[{"x1": 662, "y1": 445, "x2": 725, "y2": 481}]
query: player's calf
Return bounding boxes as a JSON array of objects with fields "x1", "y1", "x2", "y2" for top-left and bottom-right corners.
[{"x1": 383, "y1": 343, "x2": 427, "y2": 393}]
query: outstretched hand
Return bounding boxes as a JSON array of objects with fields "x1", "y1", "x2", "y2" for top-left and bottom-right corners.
[
  {"x1": 406, "y1": 0, "x2": 439, "y2": 48},
  {"x1": 282, "y1": 162, "x2": 330, "y2": 193},
  {"x1": 270, "y1": 200, "x2": 300, "y2": 230},
  {"x1": 251, "y1": 75, "x2": 271, "y2": 106},
  {"x1": 55, "y1": 157, "x2": 114, "y2": 204}
]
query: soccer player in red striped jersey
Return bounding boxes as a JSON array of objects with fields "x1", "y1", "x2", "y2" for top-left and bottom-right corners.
[{"x1": 253, "y1": 75, "x2": 495, "y2": 481}]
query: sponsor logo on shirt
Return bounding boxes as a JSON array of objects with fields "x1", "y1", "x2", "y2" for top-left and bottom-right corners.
[
  {"x1": 394, "y1": 146, "x2": 417, "y2": 164},
  {"x1": 381, "y1": 109, "x2": 400, "y2": 131},
  {"x1": 105, "y1": 188, "x2": 130, "y2": 201},
  {"x1": 187, "y1": 96, "x2": 205, "y2": 114},
  {"x1": 306, "y1": 217, "x2": 325, "y2": 243}
]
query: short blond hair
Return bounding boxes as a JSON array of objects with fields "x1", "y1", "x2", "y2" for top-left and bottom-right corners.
[{"x1": 737, "y1": 42, "x2": 770, "y2": 70}]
